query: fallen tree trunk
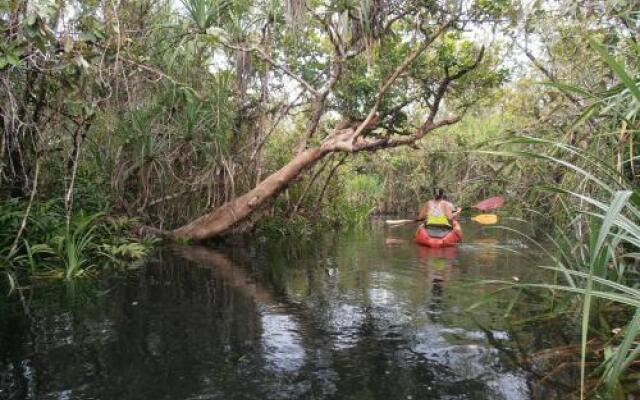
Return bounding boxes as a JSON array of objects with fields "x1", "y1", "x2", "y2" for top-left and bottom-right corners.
[
  {"x1": 170, "y1": 146, "x2": 328, "y2": 240},
  {"x1": 143, "y1": 19, "x2": 485, "y2": 242},
  {"x1": 161, "y1": 112, "x2": 459, "y2": 241},
  {"x1": 146, "y1": 115, "x2": 469, "y2": 243}
]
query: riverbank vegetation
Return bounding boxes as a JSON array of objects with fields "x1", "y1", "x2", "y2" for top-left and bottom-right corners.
[
  {"x1": 2, "y1": 0, "x2": 506, "y2": 270},
  {"x1": 1, "y1": 0, "x2": 638, "y2": 397}
]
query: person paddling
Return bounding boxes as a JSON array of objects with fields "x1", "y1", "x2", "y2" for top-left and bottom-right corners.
[{"x1": 417, "y1": 188, "x2": 461, "y2": 233}]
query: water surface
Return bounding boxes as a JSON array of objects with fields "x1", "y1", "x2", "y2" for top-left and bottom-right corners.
[{"x1": 0, "y1": 222, "x2": 576, "y2": 399}]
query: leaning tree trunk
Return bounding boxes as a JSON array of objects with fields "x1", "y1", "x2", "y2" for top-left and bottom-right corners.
[
  {"x1": 170, "y1": 146, "x2": 328, "y2": 240},
  {"x1": 163, "y1": 112, "x2": 455, "y2": 241},
  {"x1": 156, "y1": 20, "x2": 482, "y2": 242}
]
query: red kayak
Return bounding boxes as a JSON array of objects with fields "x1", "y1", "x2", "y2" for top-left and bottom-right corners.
[{"x1": 415, "y1": 224, "x2": 462, "y2": 248}]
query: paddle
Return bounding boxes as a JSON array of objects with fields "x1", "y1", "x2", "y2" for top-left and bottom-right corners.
[
  {"x1": 470, "y1": 196, "x2": 505, "y2": 212},
  {"x1": 385, "y1": 214, "x2": 498, "y2": 226},
  {"x1": 470, "y1": 214, "x2": 498, "y2": 224},
  {"x1": 384, "y1": 196, "x2": 504, "y2": 227}
]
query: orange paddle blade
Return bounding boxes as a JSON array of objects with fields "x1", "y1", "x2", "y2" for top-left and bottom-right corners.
[{"x1": 471, "y1": 196, "x2": 505, "y2": 212}]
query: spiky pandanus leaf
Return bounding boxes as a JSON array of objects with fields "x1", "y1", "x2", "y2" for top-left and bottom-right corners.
[{"x1": 180, "y1": 0, "x2": 233, "y2": 31}]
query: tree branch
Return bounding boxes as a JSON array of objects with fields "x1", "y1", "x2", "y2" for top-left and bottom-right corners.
[
  {"x1": 513, "y1": 38, "x2": 581, "y2": 107},
  {"x1": 428, "y1": 45, "x2": 484, "y2": 123},
  {"x1": 350, "y1": 17, "x2": 457, "y2": 142},
  {"x1": 353, "y1": 115, "x2": 462, "y2": 152}
]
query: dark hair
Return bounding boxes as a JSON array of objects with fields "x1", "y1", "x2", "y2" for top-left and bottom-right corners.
[{"x1": 435, "y1": 188, "x2": 445, "y2": 200}]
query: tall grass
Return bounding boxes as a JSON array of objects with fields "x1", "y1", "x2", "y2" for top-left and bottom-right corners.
[
  {"x1": 490, "y1": 155, "x2": 639, "y2": 397},
  {"x1": 485, "y1": 38, "x2": 639, "y2": 399}
]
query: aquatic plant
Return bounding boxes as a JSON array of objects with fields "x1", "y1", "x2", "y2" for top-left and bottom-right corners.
[
  {"x1": 481, "y1": 38, "x2": 639, "y2": 398},
  {"x1": 0, "y1": 199, "x2": 153, "y2": 287}
]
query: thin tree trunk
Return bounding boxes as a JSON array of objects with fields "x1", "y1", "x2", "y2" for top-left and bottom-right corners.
[
  {"x1": 66, "y1": 125, "x2": 87, "y2": 230},
  {"x1": 316, "y1": 155, "x2": 348, "y2": 209},
  {"x1": 9, "y1": 160, "x2": 40, "y2": 259},
  {"x1": 290, "y1": 154, "x2": 334, "y2": 216}
]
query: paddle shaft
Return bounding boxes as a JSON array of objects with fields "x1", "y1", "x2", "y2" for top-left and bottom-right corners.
[
  {"x1": 385, "y1": 214, "x2": 498, "y2": 227},
  {"x1": 384, "y1": 196, "x2": 504, "y2": 227},
  {"x1": 385, "y1": 219, "x2": 420, "y2": 227}
]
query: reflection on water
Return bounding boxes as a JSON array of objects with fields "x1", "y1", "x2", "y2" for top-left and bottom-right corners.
[
  {"x1": 261, "y1": 311, "x2": 305, "y2": 372},
  {"x1": 0, "y1": 222, "x2": 574, "y2": 399}
]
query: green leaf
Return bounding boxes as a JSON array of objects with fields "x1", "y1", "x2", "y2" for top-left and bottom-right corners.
[
  {"x1": 604, "y1": 308, "x2": 640, "y2": 391},
  {"x1": 6, "y1": 53, "x2": 20, "y2": 66},
  {"x1": 593, "y1": 191, "x2": 632, "y2": 264},
  {"x1": 79, "y1": 32, "x2": 97, "y2": 43},
  {"x1": 542, "y1": 81, "x2": 598, "y2": 99},
  {"x1": 65, "y1": 101, "x2": 83, "y2": 117},
  {"x1": 568, "y1": 103, "x2": 599, "y2": 132},
  {"x1": 589, "y1": 38, "x2": 640, "y2": 103}
]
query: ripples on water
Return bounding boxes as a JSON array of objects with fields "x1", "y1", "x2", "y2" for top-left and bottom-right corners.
[{"x1": 0, "y1": 222, "x2": 575, "y2": 399}]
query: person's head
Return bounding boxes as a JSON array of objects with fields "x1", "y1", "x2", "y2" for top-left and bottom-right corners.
[{"x1": 434, "y1": 188, "x2": 445, "y2": 200}]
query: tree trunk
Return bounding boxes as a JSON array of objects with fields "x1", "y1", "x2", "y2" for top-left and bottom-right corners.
[
  {"x1": 157, "y1": 22, "x2": 480, "y2": 242},
  {"x1": 170, "y1": 146, "x2": 327, "y2": 240},
  {"x1": 158, "y1": 112, "x2": 461, "y2": 241}
]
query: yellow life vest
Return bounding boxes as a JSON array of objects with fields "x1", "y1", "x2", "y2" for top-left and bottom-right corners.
[{"x1": 426, "y1": 202, "x2": 452, "y2": 227}]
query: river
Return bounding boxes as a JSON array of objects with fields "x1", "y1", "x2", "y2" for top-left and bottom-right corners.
[{"x1": 0, "y1": 221, "x2": 577, "y2": 399}]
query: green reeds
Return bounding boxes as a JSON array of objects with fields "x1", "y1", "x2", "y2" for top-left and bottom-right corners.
[
  {"x1": 482, "y1": 37, "x2": 639, "y2": 398},
  {"x1": 486, "y1": 186, "x2": 638, "y2": 397},
  {"x1": 57, "y1": 212, "x2": 101, "y2": 280}
]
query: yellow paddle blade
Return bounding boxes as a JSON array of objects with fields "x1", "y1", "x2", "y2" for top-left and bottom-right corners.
[{"x1": 471, "y1": 214, "x2": 498, "y2": 224}]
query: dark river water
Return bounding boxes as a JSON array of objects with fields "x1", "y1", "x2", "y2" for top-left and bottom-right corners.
[{"x1": 0, "y1": 222, "x2": 577, "y2": 399}]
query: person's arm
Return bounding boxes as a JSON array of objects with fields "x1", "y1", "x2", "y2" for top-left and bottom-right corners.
[
  {"x1": 443, "y1": 202, "x2": 460, "y2": 221},
  {"x1": 449, "y1": 202, "x2": 461, "y2": 220}
]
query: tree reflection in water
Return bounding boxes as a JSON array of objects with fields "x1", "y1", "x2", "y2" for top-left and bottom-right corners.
[{"x1": 0, "y1": 225, "x2": 572, "y2": 400}]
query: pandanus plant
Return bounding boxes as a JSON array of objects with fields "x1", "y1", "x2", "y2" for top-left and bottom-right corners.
[{"x1": 484, "y1": 38, "x2": 639, "y2": 399}]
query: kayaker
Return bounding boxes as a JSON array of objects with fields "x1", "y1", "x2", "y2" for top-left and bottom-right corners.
[{"x1": 417, "y1": 188, "x2": 461, "y2": 231}]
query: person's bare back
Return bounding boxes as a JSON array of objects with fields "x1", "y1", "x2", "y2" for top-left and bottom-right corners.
[{"x1": 418, "y1": 199, "x2": 454, "y2": 220}]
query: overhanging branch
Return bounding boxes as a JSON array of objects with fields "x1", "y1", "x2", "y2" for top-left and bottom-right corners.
[{"x1": 350, "y1": 17, "x2": 458, "y2": 142}]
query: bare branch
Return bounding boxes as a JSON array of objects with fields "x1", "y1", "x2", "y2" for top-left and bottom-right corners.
[
  {"x1": 311, "y1": 11, "x2": 346, "y2": 58},
  {"x1": 513, "y1": 37, "x2": 581, "y2": 107},
  {"x1": 9, "y1": 160, "x2": 40, "y2": 259},
  {"x1": 290, "y1": 154, "x2": 335, "y2": 215},
  {"x1": 427, "y1": 45, "x2": 484, "y2": 123},
  {"x1": 354, "y1": 115, "x2": 462, "y2": 152},
  {"x1": 251, "y1": 93, "x2": 305, "y2": 161}
]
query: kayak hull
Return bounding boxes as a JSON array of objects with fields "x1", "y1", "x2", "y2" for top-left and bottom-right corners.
[{"x1": 414, "y1": 225, "x2": 462, "y2": 248}]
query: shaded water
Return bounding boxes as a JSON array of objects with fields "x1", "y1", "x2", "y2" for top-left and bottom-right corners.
[{"x1": 0, "y1": 222, "x2": 577, "y2": 399}]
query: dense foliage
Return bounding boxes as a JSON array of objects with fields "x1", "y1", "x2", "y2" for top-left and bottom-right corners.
[{"x1": 1, "y1": 0, "x2": 639, "y2": 396}]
